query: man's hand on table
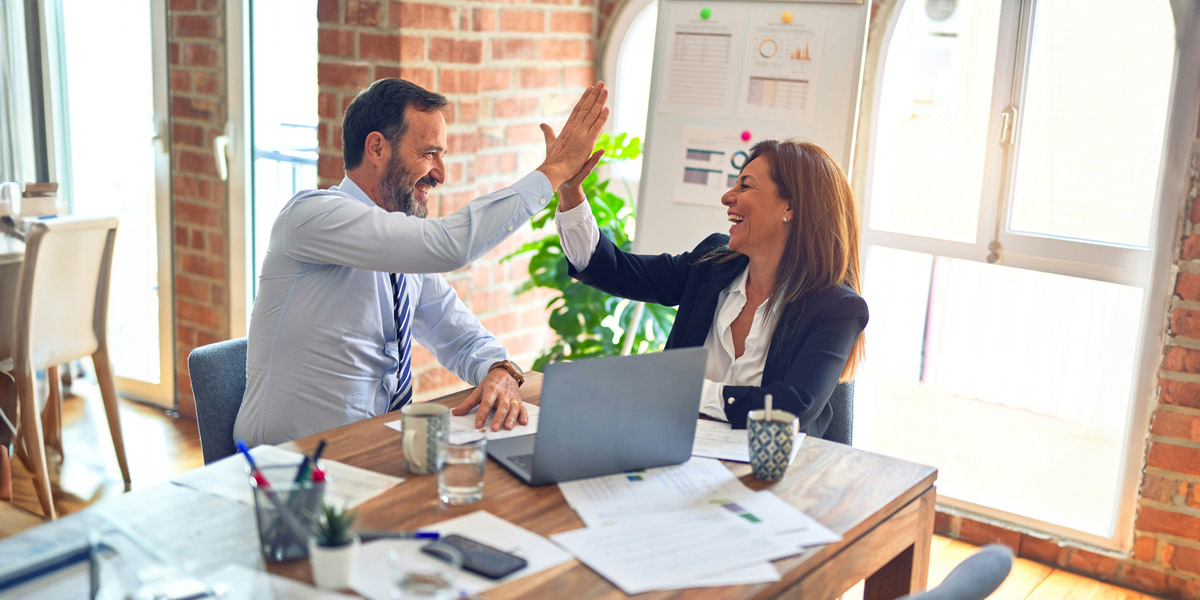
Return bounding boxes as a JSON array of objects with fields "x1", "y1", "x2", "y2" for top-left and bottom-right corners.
[{"x1": 450, "y1": 367, "x2": 530, "y2": 431}]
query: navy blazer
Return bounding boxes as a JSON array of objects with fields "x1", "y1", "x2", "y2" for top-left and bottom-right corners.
[{"x1": 570, "y1": 233, "x2": 868, "y2": 437}]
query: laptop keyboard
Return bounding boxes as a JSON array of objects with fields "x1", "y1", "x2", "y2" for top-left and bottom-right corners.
[{"x1": 509, "y1": 453, "x2": 534, "y2": 474}]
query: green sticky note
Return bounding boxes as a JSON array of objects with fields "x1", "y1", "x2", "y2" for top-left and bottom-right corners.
[{"x1": 700, "y1": 7, "x2": 711, "y2": 19}]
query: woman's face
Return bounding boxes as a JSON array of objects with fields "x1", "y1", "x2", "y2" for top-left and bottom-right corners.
[{"x1": 721, "y1": 157, "x2": 792, "y2": 258}]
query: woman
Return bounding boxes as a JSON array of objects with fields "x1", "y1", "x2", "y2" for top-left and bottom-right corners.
[{"x1": 554, "y1": 139, "x2": 867, "y2": 437}]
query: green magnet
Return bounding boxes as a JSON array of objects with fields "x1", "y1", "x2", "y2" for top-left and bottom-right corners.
[{"x1": 700, "y1": 8, "x2": 711, "y2": 19}]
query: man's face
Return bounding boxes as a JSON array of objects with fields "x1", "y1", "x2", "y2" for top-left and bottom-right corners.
[{"x1": 377, "y1": 109, "x2": 448, "y2": 217}]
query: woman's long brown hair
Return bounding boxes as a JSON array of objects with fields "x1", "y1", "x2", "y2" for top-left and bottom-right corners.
[{"x1": 706, "y1": 139, "x2": 865, "y2": 381}]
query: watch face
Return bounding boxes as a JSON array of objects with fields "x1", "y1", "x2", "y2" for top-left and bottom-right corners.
[{"x1": 925, "y1": 0, "x2": 956, "y2": 22}]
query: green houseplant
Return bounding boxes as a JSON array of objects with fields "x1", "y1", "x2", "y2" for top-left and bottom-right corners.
[
  {"x1": 308, "y1": 502, "x2": 360, "y2": 590},
  {"x1": 503, "y1": 133, "x2": 677, "y2": 370}
]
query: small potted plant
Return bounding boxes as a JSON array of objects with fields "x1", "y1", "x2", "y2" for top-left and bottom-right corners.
[{"x1": 307, "y1": 502, "x2": 360, "y2": 590}]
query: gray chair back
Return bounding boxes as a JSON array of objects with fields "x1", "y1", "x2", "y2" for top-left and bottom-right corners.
[
  {"x1": 188, "y1": 337, "x2": 248, "y2": 464},
  {"x1": 898, "y1": 544, "x2": 1014, "y2": 600},
  {"x1": 823, "y1": 381, "x2": 854, "y2": 445}
]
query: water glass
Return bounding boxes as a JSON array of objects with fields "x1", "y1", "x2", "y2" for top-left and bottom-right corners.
[
  {"x1": 251, "y1": 464, "x2": 323, "y2": 562},
  {"x1": 438, "y1": 430, "x2": 487, "y2": 505}
]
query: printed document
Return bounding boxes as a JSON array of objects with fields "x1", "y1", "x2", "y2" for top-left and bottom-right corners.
[
  {"x1": 384, "y1": 404, "x2": 540, "y2": 444},
  {"x1": 692, "y1": 419, "x2": 807, "y2": 463}
]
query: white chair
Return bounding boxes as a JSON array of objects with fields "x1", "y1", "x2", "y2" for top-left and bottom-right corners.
[{"x1": 0, "y1": 216, "x2": 130, "y2": 518}]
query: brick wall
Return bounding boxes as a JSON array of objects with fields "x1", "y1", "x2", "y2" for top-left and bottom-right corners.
[
  {"x1": 315, "y1": 0, "x2": 597, "y2": 400},
  {"x1": 168, "y1": 0, "x2": 230, "y2": 418}
]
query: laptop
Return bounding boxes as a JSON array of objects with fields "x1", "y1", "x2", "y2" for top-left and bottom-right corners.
[{"x1": 487, "y1": 347, "x2": 707, "y2": 486}]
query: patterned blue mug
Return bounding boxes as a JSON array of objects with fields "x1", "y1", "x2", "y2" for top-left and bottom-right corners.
[
  {"x1": 748, "y1": 409, "x2": 798, "y2": 481},
  {"x1": 401, "y1": 403, "x2": 448, "y2": 475}
]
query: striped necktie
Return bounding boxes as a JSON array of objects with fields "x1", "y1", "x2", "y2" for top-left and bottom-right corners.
[{"x1": 388, "y1": 273, "x2": 413, "y2": 411}]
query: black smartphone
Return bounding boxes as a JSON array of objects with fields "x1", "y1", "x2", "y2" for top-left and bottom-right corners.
[{"x1": 420, "y1": 534, "x2": 528, "y2": 580}]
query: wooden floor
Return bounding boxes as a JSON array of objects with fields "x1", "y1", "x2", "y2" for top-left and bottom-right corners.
[{"x1": 0, "y1": 381, "x2": 1164, "y2": 599}]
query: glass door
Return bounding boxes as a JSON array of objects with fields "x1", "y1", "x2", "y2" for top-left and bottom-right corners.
[{"x1": 45, "y1": 0, "x2": 174, "y2": 407}]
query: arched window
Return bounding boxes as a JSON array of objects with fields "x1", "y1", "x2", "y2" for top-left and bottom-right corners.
[{"x1": 602, "y1": 0, "x2": 657, "y2": 184}]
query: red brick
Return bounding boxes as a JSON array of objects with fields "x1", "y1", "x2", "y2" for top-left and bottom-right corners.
[
  {"x1": 497, "y1": 152, "x2": 518, "y2": 173},
  {"x1": 1137, "y1": 505, "x2": 1200, "y2": 538},
  {"x1": 208, "y1": 232, "x2": 226, "y2": 254},
  {"x1": 494, "y1": 97, "x2": 539, "y2": 119},
  {"x1": 472, "y1": 8, "x2": 498, "y2": 31},
  {"x1": 1124, "y1": 566, "x2": 1167, "y2": 595},
  {"x1": 459, "y1": 99, "x2": 481, "y2": 123},
  {"x1": 170, "y1": 42, "x2": 180, "y2": 65},
  {"x1": 1152, "y1": 410, "x2": 1200, "y2": 442},
  {"x1": 1164, "y1": 346, "x2": 1200, "y2": 375},
  {"x1": 176, "y1": 14, "x2": 217, "y2": 38},
  {"x1": 1190, "y1": 198, "x2": 1200, "y2": 224},
  {"x1": 1166, "y1": 543, "x2": 1200, "y2": 576},
  {"x1": 505, "y1": 123, "x2": 544, "y2": 146},
  {"x1": 518, "y1": 67, "x2": 559, "y2": 89},
  {"x1": 318, "y1": 154, "x2": 345, "y2": 181},
  {"x1": 1159, "y1": 378, "x2": 1200, "y2": 409},
  {"x1": 183, "y1": 43, "x2": 219, "y2": 68},
  {"x1": 1177, "y1": 273, "x2": 1200, "y2": 302},
  {"x1": 1068, "y1": 549, "x2": 1119, "y2": 579},
  {"x1": 190, "y1": 229, "x2": 205, "y2": 250},
  {"x1": 1140, "y1": 472, "x2": 1183, "y2": 502},
  {"x1": 193, "y1": 71, "x2": 218, "y2": 95},
  {"x1": 1190, "y1": 482, "x2": 1200, "y2": 510},
  {"x1": 549, "y1": 10, "x2": 593, "y2": 33},
  {"x1": 174, "y1": 226, "x2": 188, "y2": 246},
  {"x1": 1174, "y1": 308, "x2": 1200, "y2": 338},
  {"x1": 345, "y1": 0, "x2": 383, "y2": 26},
  {"x1": 1184, "y1": 235, "x2": 1200, "y2": 260},
  {"x1": 359, "y1": 32, "x2": 400, "y2": 62},
  {"x1": 1148, "y1": 442, "x2": 1200, "y2": 476},
  {"x1": 564, "y1": 65, "x2": 595, "y2": 87},
  {"x1": 172, "y1": 123, "x2": 205, "y2": 147},
  {"x1": 586, "y1": 39, "x2": 595, "y2": 61},
  {"x1": 492, "y1": 39, "x2": 537, "y2": 61},
  {"x1": 317, "y1": 0, "x2": 340, "y2": 22},
  {"x1": 474, "y1": 154, "x2": 495, "y2": 176},
  {"x1": 318, "y1": 28, "x2": 356, "y2": 58},
  {"x1": 175, "y1": 201, "x2": 219, "y2": 228},
  {"x1": 318, "y1": 62, "x2": 371, "y2": 91},
  {"x1": 177, "y1": 299, "x2": 221, "y2": 329},
  {"x1": 319, "y1": 92, "x2": 340, "y2": 120},
  {"x1": 479, "y1": 69, "x2": 512, "y2": 91},
  {"x1": 1019, "y1": 534, "x2": 1065, "y2": 565},
  {"x1": 430, "y1": 38, "x2": 483, "y2": 64},
  {"x1": 170, "y1": 68, "x2": 191, "y2": 92},
  {"x1": 176, "y1": 323, "x2": 198, "y2": 348},
  {"x1": 374, "y1": 65, "x2": 402, "y2": 80},
  {"x1": 439, "y1": 69, "x2": 479, "y2": 95},
  {"x1": 447, "y1": 132, "x2": 480, "y2": 154},
  {"x1": 1166, "y1": 573, "x2": 1200, "y2": 597},
  {"x1": 481, "y1": 312, "x2": 518, "y2": 335},
  {"x1": 1134, "y1": 534, "x2": 1158, "y2": 561},
  {"x1": 170, "y1": 0, "x2": 197, "y2": 9},
  {"x1": 399, "y1": 35, "x2": 425, "y2": 62},
  {"x1": 180, "y1": 252, "x2": 226, "y2": 280},
  {"x1": 538, "y1": 39, "x2": 582, "y2": 61},
  {"x1": 393, "y1": 2, "x2": 454, "y2": 29},
  {"x1": 957, "y1": 518, "x2": 1020, "y2": 551},
  {"x1": 500, "y1": 9, "x2": 544, "y2": 32},
  {"x1": 177, "y1": 149, "x2": 218, "y2": 177},
  {"x1": 197, "y1": 0, "x2": 218, "y2": 12}
]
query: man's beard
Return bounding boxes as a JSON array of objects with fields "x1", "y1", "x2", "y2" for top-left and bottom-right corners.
[{"x1": 378, "y1": 154, "x2": 435, "y2": 218}]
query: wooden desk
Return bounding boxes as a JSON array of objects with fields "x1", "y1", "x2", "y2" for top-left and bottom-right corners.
[{"x1": 274, "y1": 373, "x2": 939, "y2": 599}]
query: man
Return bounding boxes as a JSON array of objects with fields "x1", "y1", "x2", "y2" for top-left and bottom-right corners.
[{"x1": 233, "y1": 78, "x2": 608, "y2": 446}]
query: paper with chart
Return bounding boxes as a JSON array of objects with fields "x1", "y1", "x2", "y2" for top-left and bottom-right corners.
[
  {"x1": 737, "y1": 7, "x2": 826, "y2": 123},
  {"x1": 384, "y1": 403, "x2": 539, "y2": 444},
  {"x1": 351, "y1": 511, "x2": 571, "y2": 600},
  {"x1": 551, "y1": 511, "x2": 790, "y2": 595},
  {"x1": 170, "y1": 444, "x2": 401, "y2": 509},
  {"x1": 692, "y1": 419, "x2": 807, "y2": 463},
  {"x1": 658, "y1": 3, "x2": 745, "y2": 116},
  {"x1": 674, "y1": 125, "x2": 752, "y2": 206}
]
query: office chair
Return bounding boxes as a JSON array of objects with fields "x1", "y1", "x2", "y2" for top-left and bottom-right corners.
[
  {"x1": 188, "y1": 337, "x2": 248, "y2": 464},
  {"x1": 2, "y1": 216, "x2": 129, "y2": 519},
  {"x1": 823, "y1": 381, "x2": 854, "y2": 445},
  {"x1": 897, "y1": 544, "x2": 1014, "y2": 600}
]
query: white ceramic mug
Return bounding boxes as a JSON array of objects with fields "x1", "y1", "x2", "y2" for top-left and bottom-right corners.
[
  {"x1": 401, "y1": 403, "x2": 449, "y2": 475},
  {"x1": 0, "y1": 182, "x2": 21, "y2": 218}
]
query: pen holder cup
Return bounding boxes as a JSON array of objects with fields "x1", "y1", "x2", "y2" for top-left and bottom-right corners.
[
  {"x1": 250, "y1": 464, "x2": 324, "y2": 562},
  {"x1": 748, "y1": 409, "x2": 799, "y2": 482}
]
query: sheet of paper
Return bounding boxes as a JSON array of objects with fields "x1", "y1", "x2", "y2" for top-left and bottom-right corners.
[
  {"x1": 736, "y1": 6, "x2": 827, "y2": 123},
  {"x1": 657, "y1": 3, "x2": 744, "y2": 117},
  {"x1": 673, "y1": 125, "x2": 752, "y2": 207},
  {"x1": 384, "y1": 403, "x2": 539, "y2": 444},
  {"x1": 692, "y1": 420, "x2": 807, "y2": 464},
  {"x1": 170, "y1": 445, "x2": 401, "y2": 510},
  {"x1": 661, "y1": 562, "x2": 780, "y2": 590},
  {"x1": 351, "y1": 511, "x2": 572, "y2": 600},
  {"x1": 711, "y1": 490, "x2": 840, "y2": 550},
  {"x1": 558, "y1": 457, "x2": 752, "y2": 527},
  {"x1": 551, "y1": 511, "x2": 788, "y2": 595},
  {"x1": 205, "y1": 564, "x2": 358, "y2": 599}
]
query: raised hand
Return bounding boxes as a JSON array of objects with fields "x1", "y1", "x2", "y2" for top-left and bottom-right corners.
[{"x1": 536, "y1": 82, "x2": 609, "y2": 191}]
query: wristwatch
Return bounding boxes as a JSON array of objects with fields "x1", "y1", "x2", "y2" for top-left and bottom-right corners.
[{"x1": 489, "y1": 360, "x2": 525, "y2": 387}]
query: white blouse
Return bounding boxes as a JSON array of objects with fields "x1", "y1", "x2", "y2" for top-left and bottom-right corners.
[{"x1": 555, "y1": 201, "x2": 780, "y2": 422}]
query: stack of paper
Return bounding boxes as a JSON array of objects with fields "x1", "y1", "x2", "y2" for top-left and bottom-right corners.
[
  {"x1": 692, "y1": 419, "x2": 807, "y2": 463},
  {"x1": 551, "y1": 457, "x2": 839, "y2": 594}
]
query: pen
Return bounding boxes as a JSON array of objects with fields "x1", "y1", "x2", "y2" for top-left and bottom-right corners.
[
  {"x1": 235, "y1": 440, "x2": 313, "y2": 538},
  {"x1": 307, "y1": 439, "x2": 328, "y2": 482},
  {"x1": 357, "y1": 531, "x2": 441, "y2": 542}
]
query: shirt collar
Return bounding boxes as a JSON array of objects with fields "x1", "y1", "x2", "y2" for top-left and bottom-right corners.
[{"x1": 333, "y1": 176, "x2": 376, "y2": 208}]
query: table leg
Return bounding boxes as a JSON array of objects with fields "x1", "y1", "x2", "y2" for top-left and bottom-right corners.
[{"x1": 864, "y1": 489, "x2": 935, "y2": 600}]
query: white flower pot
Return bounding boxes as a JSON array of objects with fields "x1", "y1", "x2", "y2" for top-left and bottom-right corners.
[{"x1": 308, "y1": 534, "x2": 360, "y2": 590}]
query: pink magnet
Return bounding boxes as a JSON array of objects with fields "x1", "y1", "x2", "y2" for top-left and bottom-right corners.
[{"x1": 740, "y1": 130, "x2": 752, "y2": 142}]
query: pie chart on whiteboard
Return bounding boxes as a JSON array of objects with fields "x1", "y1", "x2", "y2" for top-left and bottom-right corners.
[{"x1": 758, "y1": 39, "x2": 777, "y2": 58}]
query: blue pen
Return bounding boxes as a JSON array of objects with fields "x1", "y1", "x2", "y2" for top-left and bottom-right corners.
[
  {"x1": 235, "y1": 439, "x2": 313, "y2": 538},
  {"x1": 358, "y1": 531, "x2": 440, "y2": 542}
]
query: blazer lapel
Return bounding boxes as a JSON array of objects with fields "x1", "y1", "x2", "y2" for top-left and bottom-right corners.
[{"x1": 672, "y1": 259, "x2": 746, "y2": 348}]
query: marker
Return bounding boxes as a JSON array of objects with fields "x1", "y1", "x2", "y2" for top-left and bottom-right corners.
[
  {"x1": 236, "y1": 440, "x2": 313, "y2": 538},
  {"x1": 357, "y1": 531, "x2": 441, "y2": 543}
]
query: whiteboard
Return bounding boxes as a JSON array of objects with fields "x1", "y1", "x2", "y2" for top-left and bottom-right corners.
[{"x1": 634, "y1": 0, "x2": 869, "y2": 254}]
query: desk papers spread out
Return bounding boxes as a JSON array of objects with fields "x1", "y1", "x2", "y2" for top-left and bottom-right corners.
[
  {"x1": 170, "y1": 444, "x2": 401, "y2": 509},
  {"x1": 351, "y1": 510, "x2": 571, "y2": 600},
  {"x1": 206, "y1": 564, "x2": 357, "y2": 599},
  {"x1": 383, "y1": 403, "x2": 540, "y2": 444},
  {"x1": 692, "y1": 419, "x2": 808, "y2": 463},
  {"x1": 553, "y1": 458, "x2": 840, "y2": 593}
]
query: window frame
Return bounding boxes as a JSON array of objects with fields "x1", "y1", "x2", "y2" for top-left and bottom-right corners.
[{"x1": 858, "y1": 0, "x2": 1192, "y2": 550}]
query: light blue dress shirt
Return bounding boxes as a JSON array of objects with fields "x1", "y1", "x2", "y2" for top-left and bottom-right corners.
[{"x1": 233, "y1": 172, "x2": 553, "y2": 446}]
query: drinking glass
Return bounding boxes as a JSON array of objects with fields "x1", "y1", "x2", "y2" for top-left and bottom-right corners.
[{"x1": 438, "y1": 430, "x2": 486, "y2": 505}]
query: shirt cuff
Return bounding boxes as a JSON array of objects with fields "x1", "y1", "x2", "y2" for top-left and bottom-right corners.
[
  {"x1": 554, "y1": 200, "x2": 600, "y2": 271},
  {"x1": 698, "y1": 379, "x2": 729, "y2": 422},
  {"x1": 510, "y1": 171, "x2": 555, "y2": 214}
]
